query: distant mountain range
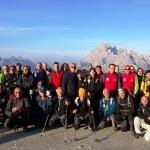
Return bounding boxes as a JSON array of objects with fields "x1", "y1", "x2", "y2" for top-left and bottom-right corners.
[
  {"x1": 81, "y1": 43, "x2": 150, "y2": 71},
  {"x1": 0, "y1": 44, "x2": 150, "y2": 71},
  {"x1": 0, "y1": 56, "x2": 36, "y2": 70}
]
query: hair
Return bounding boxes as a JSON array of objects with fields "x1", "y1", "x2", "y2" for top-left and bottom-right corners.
[
  {"x1": 53, "y1": 61, "x2": 59, "y2": 65},
  {"x1": 95, "y1": 65, "x2": 102, "y2": 69},
  {"x1": 109, "y1": 64, "x2": 115, "y2": 68}
]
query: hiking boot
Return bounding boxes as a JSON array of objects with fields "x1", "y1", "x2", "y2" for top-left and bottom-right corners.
[{"x1": 133, "y1": 132, "x2": 141, "y2": 139}]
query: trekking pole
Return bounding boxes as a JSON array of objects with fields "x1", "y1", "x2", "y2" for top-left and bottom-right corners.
[
  {"x1": 64, "y1": 106, "x2": 68, "y2": 144},
  {"x1": 40, "y1": 113, "x2": 50, "y2": 136},
  {"x1": 91, "y1": 112, "x2": 98, "y2": 142}
]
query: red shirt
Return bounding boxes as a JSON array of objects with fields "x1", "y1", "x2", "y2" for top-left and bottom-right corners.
[
  {"x1": 122, "y1": 73, "x2": 135, "y2": 95},
  {"x1": 105, "y1": 72, "x2": 118, "y2": 93},
  {"x1": 49, "y1": 71, "x2": 63, "y2": 90}
]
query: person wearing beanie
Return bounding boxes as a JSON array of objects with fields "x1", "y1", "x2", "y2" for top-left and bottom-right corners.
[{"x1": 73, "y1": 88, "x2": 94, "y2": 131}]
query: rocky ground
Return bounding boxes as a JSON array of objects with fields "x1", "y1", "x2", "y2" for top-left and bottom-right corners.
[{"x1": 0, "y1": 125, "x2": 150, "y2": 150}]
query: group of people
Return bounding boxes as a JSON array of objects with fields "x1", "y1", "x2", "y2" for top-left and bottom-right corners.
[{"x1": 0, "y1": 62, "x2": 150, "y2": 142}]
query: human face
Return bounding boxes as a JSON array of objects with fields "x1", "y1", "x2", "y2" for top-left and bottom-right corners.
[
  {"x1": 70, "y1": 64, "x2": 76, "y2": 73},
  {"x1": 42, "y1": 63, "x2": 47, "y2": 70},
  {"x1": 96, "y1": 67, "x2": 101, "y2": 75},
  {"x1": 39, "y1": 91, "x2": 46, "y2": 98},
  {"x1": 115, "y1": 66, "x2": 119, "y2": 73},
  {"x1": 36, "y1": 63, "x2": 41, "y2": 71},
  {"x1": 90, "y1": 69, "x2": 95, "y2": 77},
  {"x1": 14, "y1": 88, "x2": 22, "y2": 99},
  {"x1": 141, "y1": 96, "x2": 148, "y2": 106},
  {"x1": 2, "y1": 66, "x2": 8, "y2": 74},
  {"x1": 56, "y1": 88, "x2": 63, "y2": 97},
  {"x1": 137, "y1": 69, "x2": 143, "y2": 76},
  {"x1": 118, "y1": 91, "x2": 125, "y2": 99},
  {"x1": 9, "y1": 67, "x2": 15, "y2": 74},
  {"x1": 109, "y1": 65, "x2": 115, "y2": 74},
  {"x1": 124, "y1": 67, "x2": 131, "y2": 74},
  {"x1": 23, "y1": 67, "x2": 29, "y2": 74},
  {"x1": 130, "y1": 67, "x2": 135, "y2": 73},
  {"x1": 103, "y1": 89, "x2": 110, "y2": 99},
  {"x1": 80, "y1": 92, "x2": 86, "y2": 102},
  {"x1": 146, "y1": 73, "x2": 150, "y2": 80},
  {"x1": 53, "y1": 64, "x2": 59, "y2": 72}
]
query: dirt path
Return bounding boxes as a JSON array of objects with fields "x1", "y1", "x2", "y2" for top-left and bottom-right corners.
[{"x1": 0, "y1": 126, "x2": 150, "y2": 150}]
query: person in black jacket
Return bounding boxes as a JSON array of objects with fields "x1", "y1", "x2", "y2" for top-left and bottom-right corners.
[
  {"x1": 17, "y1": 65, "x2": 34, "y2": 97},
  {"x1": 48, "y1": 87, "x2": 70, "y2": 127},
  {"x1": 73, "y1": 88, "x2": 94, "y2": 131},
  {"x1": 87, "y1": 68, "x2": 101, "y2": 124},
  {"x1": 2, "y1": 65, "x2": 18, "y2": 95},
  {"x1": 134, "y1": 96, "x2": 150, "y2": 141},
  {"x1": 0, "y1": 84, "x2": 9, "y2": 123},
  {"x1": 117, "y1": 88, "x2": 135, "y2": 133},
  {"x1": 4, "y1": 87, "x2": 30, "y2": 131},
  {"x1": 62, "y1": 63, "x2": 78, "y2": 102}
]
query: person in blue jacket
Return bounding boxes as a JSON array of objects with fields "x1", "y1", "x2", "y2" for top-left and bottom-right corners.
[{"x1": 99, "y1": 88, "x2": 117, "y2": 130}]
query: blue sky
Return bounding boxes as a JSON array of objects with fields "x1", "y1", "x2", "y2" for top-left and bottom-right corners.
[{"x1": 0, "y1": 0, "x2": 150, "y2": 58}]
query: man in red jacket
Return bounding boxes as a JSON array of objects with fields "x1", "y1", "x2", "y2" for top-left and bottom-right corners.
[
  {"x1": 104, "y1": 64, "x2": 119, "y2": 97},
  {"x1": 49, "y1": 62, "x2": 63, "y2": 92},
  {"x1": 122, "y1": 64, "x2": 136, "y2": 96}
]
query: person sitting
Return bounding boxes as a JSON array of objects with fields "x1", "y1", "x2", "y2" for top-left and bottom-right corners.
[{"x1": 134, "y1": 96, "x2": 150, "y2": 141}]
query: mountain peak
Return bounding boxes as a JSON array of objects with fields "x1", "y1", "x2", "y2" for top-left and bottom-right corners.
[{"x1": 82, "y1": 43, "x2": 150, "y2": 71}]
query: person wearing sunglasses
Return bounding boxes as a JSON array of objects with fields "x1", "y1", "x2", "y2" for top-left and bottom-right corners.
[
  {"x1": 122, "y1": 64, "x2": 136, "y2": 96},
  {"x1": 62, "y1": 63, "x2": 78, "y2": 102}
]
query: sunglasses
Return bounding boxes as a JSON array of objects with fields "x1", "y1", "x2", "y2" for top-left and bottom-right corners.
[
  {"x1": 125, "y1": 69, "x2": 130, "y2": 70},
  {"x1": 71, "y1": 66, "x2": 76, "y2": 69},
  {"x1": 15, "y1": 92, "x2": 21, "y2": 94}
]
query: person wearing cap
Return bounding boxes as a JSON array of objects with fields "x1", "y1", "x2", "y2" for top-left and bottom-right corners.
[
  {"x1": 99, "y1": 88, "x2": 117, "y2": 130},
  {"x1": 104, "y1": 64, "x2": 119, "y2": 98},
  {"x1": 34, "y1": 87, "x2": 53, "y2": 128},
  {"x1": 134, "y1": 96, "x2": 150, "y2": 141},
  {"x1": 140, "y1": 70, "x2": 150, "y2": 100},
  {"x1": 116, "y1": 88, "x2": 135, "y2": 133},
  {"x1": 73, "y1": 88, "x2": 94, "y2": 131},
  {"x1": 122, "y1": 64, "x2": 136, "y2": 96}
]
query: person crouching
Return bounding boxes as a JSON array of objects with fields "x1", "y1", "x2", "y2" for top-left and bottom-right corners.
[
  {"x1": 48, "y1": 87, "x2": 70, "y2": 127},
  {"x1": 73, "y1": 88, "x2": 94, "y2": 131},
  {"x1": 99, "y1": 88, "x2": 117, "y2": 130},
  {"x1": 34, "y1": 87, "x2": 53, "y2": 128},
  {"x1": 4, "y1": 87, "x2": 30, "y2": 131}
]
